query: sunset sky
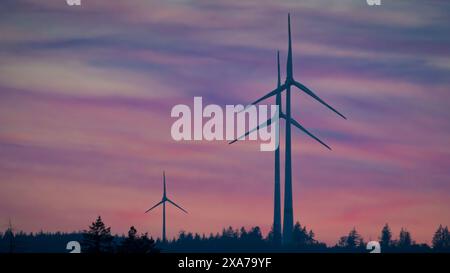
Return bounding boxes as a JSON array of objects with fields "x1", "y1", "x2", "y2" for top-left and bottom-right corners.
[{"x1": 1, "y1": 0, "x2": 450, "y2": 245}]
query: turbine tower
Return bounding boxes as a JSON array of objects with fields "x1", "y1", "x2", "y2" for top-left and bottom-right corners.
[
  {"x1": 231, "y1": 14, "x2": 346, "y2": 245},
  {"x1": 273, "y1": 51, "x2": 282, "y2": 245},
  {"x1": 234, "y1": 52, "x2": 284, "y2": 244},
  {"x1": 145, "y1": 171, "x2": 188, "y2": 243}
]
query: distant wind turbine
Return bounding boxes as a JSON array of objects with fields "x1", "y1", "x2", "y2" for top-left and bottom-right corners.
[
  {"x1": 230, "y1": 14, "x2": 346, "y2": 244},
  {"x1": 145, "y1": 171, "x2": 188, "y2": 243}
]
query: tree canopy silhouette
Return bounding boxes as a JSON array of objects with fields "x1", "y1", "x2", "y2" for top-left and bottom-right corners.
[
  {"x1": 3, "y1": 219, "x2": 449, "y2": 253},
  {"x1": 432, "y1": 225, "x2": 450, "y2": 252},
  {"x1": 398, "y1": 228, "x2": 412, "y2": 248},
  {"x1": 82, "y1": 216, "x2": 114, "y2": 253},
  {"x1": 337, "y1": 227, "x2": 365, "y2": 251},
  {"x1": 380, "y1": 223, "x2": 393, "y2": 249},
  {"x1": 118, "y1": 226, "x2": 159, "y2": 254}
]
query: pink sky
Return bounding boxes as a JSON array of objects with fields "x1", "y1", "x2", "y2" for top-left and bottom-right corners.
[{"x1": 1, "y1": 0, "x2": 450, "y2": 245}]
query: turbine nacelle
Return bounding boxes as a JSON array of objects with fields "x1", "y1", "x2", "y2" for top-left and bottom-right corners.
[
  {"x1": 145, "y1": 172, "x2": 188, "y2": 214},
  {"x1": 285, "y1": 77, "x2": 294, "y2": 85}
]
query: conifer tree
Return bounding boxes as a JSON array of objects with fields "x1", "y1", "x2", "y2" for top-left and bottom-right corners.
[
  {"x1": 82, "y1": 216, "x2": 114, "y2": 253},
  {"x1": 380, "y1": 223, "x2": 392, "y2": 249}
]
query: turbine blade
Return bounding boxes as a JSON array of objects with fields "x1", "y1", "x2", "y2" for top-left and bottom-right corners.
[
  {"x1": 239, "y1": 84, "x2": 286, "y2": 113},
  {"x1": 287, "y1": 13, "x2": 293, "y2": 79},
  {"x1": 293, "y1": 80, "x2": 347, "y2": 120},
  {"x1": 167, "y1": 199, "x2": 188, "y2": 214},
  {"x1": 145, "y1": 200, "x2": 164, "y2": 213},
  {"x1": 252, "y1": 84, "x2": 286, "y2": 105},
  {"x1": 277, "y1": 50, "x2": 281, "y2": 87},
  {"x1": 163, "y1": 171, "x2": 166, "y2": 198},
  {"x1": 276, "y1": 51, "x2": 282, "y2": 110},
  {"x1": 229, "y1": 118, "x2": 274, "y2": 144},
  {"x1": 280, "y1": 113, "x2": 331, "y2": 150}
]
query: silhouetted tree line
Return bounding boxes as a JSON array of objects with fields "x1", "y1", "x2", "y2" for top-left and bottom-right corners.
[
  {"x1": 1, "y1": 217, "x2": 450, "y2": 253},
  {"x1": 331, "y1": 224, "x2": 444, "y2": 253},
  {"x1": 0, "y1": 229, "x2": 83, "y2": 253},
  {"x1": 81, "y1": 216, "x2": 159, "y2": 253},
  {"x1": 165, "y1": 222, "x2": 326, "y2": 252}
]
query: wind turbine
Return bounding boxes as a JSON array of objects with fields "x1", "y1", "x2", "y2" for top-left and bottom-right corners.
[
  {"x1": 230, "y1": 14, "x2": 346, "y2": 244},
  {"x1": 231, "y1": 52, "x2": 283, "y2": 244},
  {"x1": 145, "y1": 171, "x2": 188, "y2": 243},
  {"x1": 273, "y1": 51, "x2": 282, "y2": 245}
]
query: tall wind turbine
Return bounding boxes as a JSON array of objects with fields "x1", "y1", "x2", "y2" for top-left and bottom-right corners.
[
  {"x1": 232, "y1": 52, "x2": 285, "y2": 244},
  {"x1": 145, "y1": 171, "x2": 188, "y2": 243},
  {"x1": 233, "y1": 51, "x2": 284, "y2": 244},
  {"x1": 231, "y1": 14, "x2": 346, "y2": 244},
  {"x1": 273, "y1": 51, "x2": 282, "y2": 245}
]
